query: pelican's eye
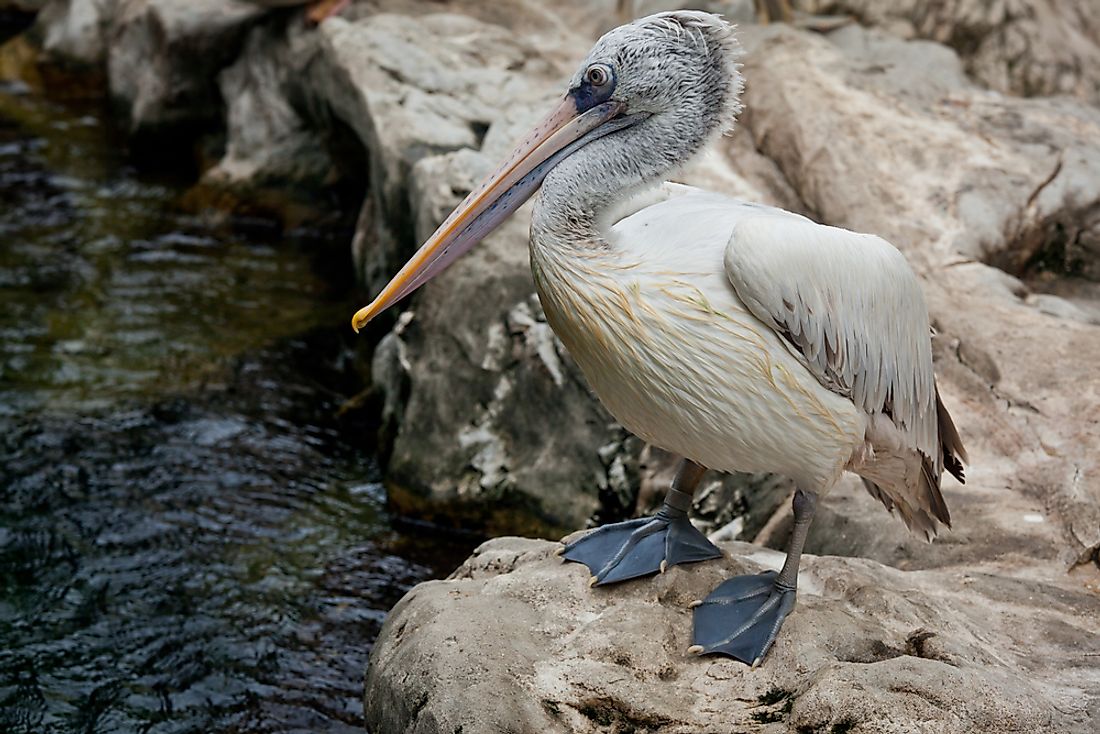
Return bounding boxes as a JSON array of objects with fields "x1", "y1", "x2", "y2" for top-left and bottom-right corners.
[{"x1": 585, "y1": 64, "x2": 611, "y2": 88}]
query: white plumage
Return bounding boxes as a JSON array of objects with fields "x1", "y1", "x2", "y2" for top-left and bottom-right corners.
[{"x1": 532, "y1": 183, "x2": 965, "y2": 536}]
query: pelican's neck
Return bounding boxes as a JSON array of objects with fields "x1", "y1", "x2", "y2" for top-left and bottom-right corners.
[{"x1": 531, "y1": 113, "x2": 711, "y2": 250}]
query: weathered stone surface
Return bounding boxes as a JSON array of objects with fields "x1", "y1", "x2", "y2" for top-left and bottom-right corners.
[
  {"x1": 30, "y1": 0, "x2": 122, "y2": 66},
  {"x1": 202, "y1": 18, "x2": 334, "y2": 190},
  {"x1": 343, "y1": 6, "x2": 1100, "y2": 550},
  {"x1": 106, "y1": 0, "x2": 267, "y2": 133},
  {"x1": 365, "y1": 537, "x2": 1100, "y2": 733},
  {"x1": 303, "y1": 7, "x2": 617, "y2": 534},
  {"x1": 795, "y1": 0, "x2": 1100, "y2": 105},
  {"x1": 308, "y1": 10, "x2": 562, "y2": 295}
]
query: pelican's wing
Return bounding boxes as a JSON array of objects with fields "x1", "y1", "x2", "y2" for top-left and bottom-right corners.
[{"x1": 723, "y1": 209, "x2": 966, "y2": 535}]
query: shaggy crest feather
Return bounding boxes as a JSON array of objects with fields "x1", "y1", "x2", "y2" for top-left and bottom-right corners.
[{"x1": 632, "y1": 11, "x2": 745, "y2": 139}]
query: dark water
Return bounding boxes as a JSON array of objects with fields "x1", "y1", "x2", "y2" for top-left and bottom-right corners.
[{"x1": 0, "y1": 75, "x2": 470, "y2": 732}]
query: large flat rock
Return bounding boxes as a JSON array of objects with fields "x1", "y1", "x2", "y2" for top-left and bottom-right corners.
[{"x1": 365, "y1": 537, "x2": 1100, "y2": 733}]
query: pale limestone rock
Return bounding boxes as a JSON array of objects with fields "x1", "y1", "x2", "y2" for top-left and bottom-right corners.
[
  {"x1": 312, "y1": 4, "x2": 805, "y2": 534},
  {"x1": 302, "y1": 7, "x2": 623, "y2": 534},
  {"x1": 365, "y1": 537, "x2": 1099, "y2": 733},
  {"x1": 365, "y1": 17, "x2": 1100, "y2": 733},
  {"x1": 203, "y1": 19, "x2": 333, "y2": 189},
  {"x1": 307, "y1": 10, "x2": 564, "y2": 295},
  {"x1": 795, "y1": 0, "x2": 1100, "y2": 105}
]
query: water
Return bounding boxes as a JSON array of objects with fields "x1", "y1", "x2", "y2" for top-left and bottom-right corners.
[{"x1": 0, "y1": 70, "x2": 472, "y2": 732}]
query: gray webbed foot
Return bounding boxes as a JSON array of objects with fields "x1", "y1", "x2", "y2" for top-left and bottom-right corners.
[
  {"x1": 689, "y1": 570, "x2": 796, "y2": 665},
  {"x1": 560, "y1": 509, "x2": 721, "y2": 586}
]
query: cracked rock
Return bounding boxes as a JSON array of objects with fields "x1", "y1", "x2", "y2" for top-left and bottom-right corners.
[{"x1": 364, "y1": 537, "x2": 1100, "y2": 733}]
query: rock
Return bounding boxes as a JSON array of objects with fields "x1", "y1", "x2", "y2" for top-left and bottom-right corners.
[
  {"x1": 794, "y1": 0, "x2": 1100, "y2": 105},
  {"x1": 201, "y1": 18, "x2": 335, "y2": 192},
  {"x1": 339, "y1": 6, "x2": 1100, "y2": 552},
  {"x1": 302, "y1": 8, "x2": 620, "y2": 535},
  {"x1": 30, "y1": 0, "x2": 122, "y2": 66},
  {"x1": 106, "y1": 0, "x2": 267, "y2": 134},
  {"x1": 364, "y1": 537, "x2": 1100, "y2": 733},
  {"x1": 305, "y1": 8, "x2": 576, "y2": 295},
  {"x1": 23, "y1": 1, "x2": 311, "y2": 135}
]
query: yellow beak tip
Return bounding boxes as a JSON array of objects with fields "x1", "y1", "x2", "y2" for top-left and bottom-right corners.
[{"x1": 351, "y1": 305, "x2": 375, "y2": 334}]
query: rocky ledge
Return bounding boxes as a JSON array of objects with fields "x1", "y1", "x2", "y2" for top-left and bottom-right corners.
[{"x1": 365, "y1": 537, "x2": 1100, "y2": 733}]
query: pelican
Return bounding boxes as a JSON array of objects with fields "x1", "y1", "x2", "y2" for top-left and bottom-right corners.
[{"x1": 351, "y1": 11, "x2": 967, "y2": 665}]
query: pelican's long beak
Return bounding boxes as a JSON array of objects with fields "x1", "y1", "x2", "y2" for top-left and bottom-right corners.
[{"x1": 350, "y1": 96, "x2": 624, "y2": 332}]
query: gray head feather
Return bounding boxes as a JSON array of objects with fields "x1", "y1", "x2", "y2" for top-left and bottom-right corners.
[
  {"x1": 580, "y1": 11, "x2": 744, "y2": 140},
  {"x1": 534, "y1": 12, "x2": 744, "y2": 244}
]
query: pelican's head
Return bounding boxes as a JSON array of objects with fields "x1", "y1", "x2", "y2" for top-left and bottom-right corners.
[
  {"x1": 351, "y1": 11, "x2": 742, "y2": 332},
  {"x1": 567, "y1": 11, "x2": 743, "y2": 141}
]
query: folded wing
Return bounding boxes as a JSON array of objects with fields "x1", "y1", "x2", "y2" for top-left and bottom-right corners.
[{"x1": 723, "y1": 209, "x2": 967, "y2": 537}]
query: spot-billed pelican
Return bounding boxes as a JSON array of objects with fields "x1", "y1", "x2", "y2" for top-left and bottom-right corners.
[{"x1": 350, "y1": 11, "x2": 968, "y2": 666}]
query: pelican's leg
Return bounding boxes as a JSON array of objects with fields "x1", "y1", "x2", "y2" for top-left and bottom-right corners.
[
  {"x1": 690, "y1": 488, "x2": 818, "y2": 666},
  {"x1": 559, "y1": 459, "x2": 722, "y2": 586}
]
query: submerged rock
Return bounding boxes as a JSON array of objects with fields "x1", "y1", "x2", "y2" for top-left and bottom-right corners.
[{"x1": 365, "y1": 537, "x2": 1100, "y2": 733}]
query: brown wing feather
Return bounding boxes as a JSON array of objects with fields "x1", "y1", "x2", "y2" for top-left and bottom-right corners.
[
  {"x1": 860, "y1": 382, "x2": 967, "y2": 539},
  {"x1": 937, "y1": 386, "x2": 968, "y2": 483}
]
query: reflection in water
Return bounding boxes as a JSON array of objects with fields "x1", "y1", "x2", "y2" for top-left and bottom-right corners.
[{"x1": 0, "y1": 79, "x2": 472, "y2": 732}]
